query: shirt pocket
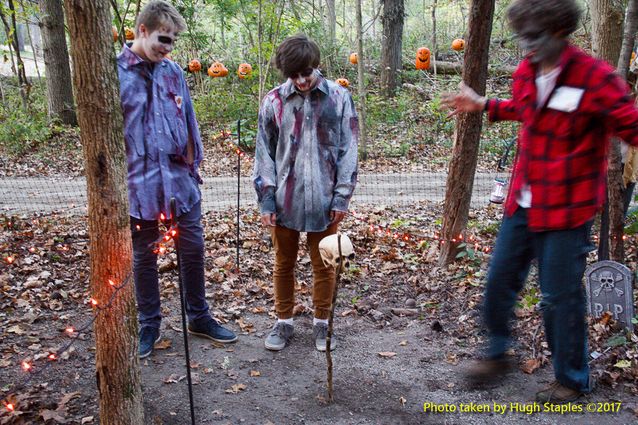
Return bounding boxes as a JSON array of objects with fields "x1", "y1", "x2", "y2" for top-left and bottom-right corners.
[
  {"x1": 316, "y1": 116, "x2": 340, "y2": 147},
  {"x1": 162, "y1": 89, "x2": 188, "y2": 155}
]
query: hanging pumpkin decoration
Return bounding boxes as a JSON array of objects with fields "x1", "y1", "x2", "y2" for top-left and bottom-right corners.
[
  {"x1": 632, "y1": 51, "x2": 637, "y2": 65},
  {"x1": 415, "y1": 47, "x2": 431, "y2": 70},
  {"x1": 335, "y1": 78, "x2": 350, "y2": 88},
  {"x1": 112, "y1": 26, "x2": 119, "y2": 43},
  {"x1": 208, "y1": 61, "x2": 228, "y2": 78},
  {"x1": 451, "y1": 38, "x2": 465, "y2": 51},
  {"x1": 188, "y1": 59, "x2": 202, "y2": 73},
  {"x1": 237, "y1": 63, "x2": 253, "y2": 79},
  {"x1": 125, "y1": 28, "x2": 135, "y2": 41},
  {"x1": 349, "y1": 52, "x2": 358, "y2": 65}
]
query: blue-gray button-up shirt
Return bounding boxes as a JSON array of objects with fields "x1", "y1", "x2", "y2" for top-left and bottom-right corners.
[
  {"x1": 253, "y1": 77, "x2": 359, "y2": 232},
  {"x1": 117, "y1": 45, "x2": 203, "y2": 220}
]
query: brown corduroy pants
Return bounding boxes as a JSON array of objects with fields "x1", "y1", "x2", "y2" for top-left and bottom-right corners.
[{"x1": 270, "y1": 224, "x2": 338, "y2": 320}]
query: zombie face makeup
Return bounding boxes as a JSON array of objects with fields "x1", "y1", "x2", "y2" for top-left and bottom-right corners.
[
  {"x1": 289, "y1": 68, "x2": 319, "y2": 93},
  {"x1": 516, "y1": 26, "x2": 566, "y2": 66},
  {"x1": 133, "y1": 24, "x2": 179, "y2": 63}
]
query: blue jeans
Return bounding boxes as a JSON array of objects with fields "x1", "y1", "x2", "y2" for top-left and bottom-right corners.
[
  {"x1": 130, "y1": 201, "x2": 210, "y2": 329},
  {"x1": 484, "y1": 208, "x2": 593, "y2": 392}
]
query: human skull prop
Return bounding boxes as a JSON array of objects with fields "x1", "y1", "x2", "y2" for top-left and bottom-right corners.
[{"x1": 318, "y1": 233, "x2": 355, "y2": 269}]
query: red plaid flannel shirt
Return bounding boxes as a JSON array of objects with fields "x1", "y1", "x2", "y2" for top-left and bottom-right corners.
[{"x1": 486, "y1": 44, "x2": 638, "y2": 231}]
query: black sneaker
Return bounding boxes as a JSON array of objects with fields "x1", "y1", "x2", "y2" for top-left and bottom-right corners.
[
  {"x1": 139, "y1": 326, "x2": 160, "y2": 359},
  {"x1": 187, "y1": 317, "x2": 238, "y2": 343}
]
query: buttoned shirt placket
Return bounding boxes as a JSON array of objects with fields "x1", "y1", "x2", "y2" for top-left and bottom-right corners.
[
  {"x1": 302, "y1": 93, "x2": 314, "y2": 229},
  {"x1": 153, "y1": 62, "x2": 172, "y2": 218}
]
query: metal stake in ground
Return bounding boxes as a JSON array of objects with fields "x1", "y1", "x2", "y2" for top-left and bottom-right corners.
[
  {"x1": 235, "y1": 119, "x2": 242, "y2": 281},
  {"x1": 171, "y1": 197, "x2": 196, "y2": 425}
]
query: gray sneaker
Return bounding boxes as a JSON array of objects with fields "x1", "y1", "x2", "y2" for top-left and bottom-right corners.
[
  {"x1": 264, "y1": 322, "x2": 294, "y2": 351},
  {"x1": 313, "y1": 323, "x2": 337, "y2": 352}
]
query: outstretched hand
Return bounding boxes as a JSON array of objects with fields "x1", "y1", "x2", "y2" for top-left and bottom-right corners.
[{"x1": 440, "y1": 82, "x2": 487, "y2": 118}]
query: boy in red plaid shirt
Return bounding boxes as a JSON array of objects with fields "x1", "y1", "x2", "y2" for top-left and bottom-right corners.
[{"x1": 443, "y1": 0, "x2": 638, "y2": 403}]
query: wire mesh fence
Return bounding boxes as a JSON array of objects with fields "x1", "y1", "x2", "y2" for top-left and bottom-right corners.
[{"x1": 0, "y1": 170, "x2": 510, "y2": 216}]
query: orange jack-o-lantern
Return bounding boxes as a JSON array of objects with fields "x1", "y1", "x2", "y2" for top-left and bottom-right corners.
[
  {"x1": 208, "y1": 61, "x2": 227, "y2": 78},
  {"x1": 415, "y1": 47, "x2": 431, "y2": 70},
  {"x1": 335, "y1": 78, "x2": 350, "y2": 88},
  {"x1": 188, "y1": 59, "x2": 202, "y2": 73},
  {"x1": 112, "y1": 26, "x2": 119, "y2": 43},
  {"x1": 220, "y1": 66, "x2": 229, "y2": 77},
  {"x1": 451, "y1": 38, "x2": 465, "y2": 51},
  {"x1": 125, "y1": 28, "x2": 135, "y2": 41},
  {"x1": 237, "y1": 63, "x2": 253, "y2": 79},
  {"x1": 632, "y1": 52, "x2": 637, "y2": 64},
  {"x1": 349, "y1": 52, "x2": 358, "y2": 65}
]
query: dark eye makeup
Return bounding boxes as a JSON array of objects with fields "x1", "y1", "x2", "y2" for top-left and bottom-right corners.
[{"x1": 289, "y1": 68, "x2": 315, "y2": 79}]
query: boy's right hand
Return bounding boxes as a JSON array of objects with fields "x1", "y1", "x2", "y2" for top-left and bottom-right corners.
[
  {"x1": 441, "y1": 82, "x2": 487, "y2": 117},
  {"x1": 261, "y1": 213, "x2": 277, "y2": 227}
]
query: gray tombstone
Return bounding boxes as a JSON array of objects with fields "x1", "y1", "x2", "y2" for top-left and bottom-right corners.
[{"x1": 585, "y1": 261, "x2": 634, "y2": 330}]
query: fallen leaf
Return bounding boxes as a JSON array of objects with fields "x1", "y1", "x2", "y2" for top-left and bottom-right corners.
[
  {"x1": 7, "y1": 325, "x2": 25, "y2": 335},
  {"x1": 614, "y1": 360, "x2": 631, "y2": 369},
  {"x1": 250, "y1": 370, "x2": 261, "y2": 377},
  {"x1": 399, "y1": 340, "x2": 408, "y2": 346},
  {"x1": 81, "y1": 417, "x2": 94, "y2": 424},
  {"x1": 378, "y1": 352, "x2": 397, "y2": 358},
  {"x1": 225, "y1": 383, "x2": 247, "y2": 394},
  {"x1": 40, "y1": 409, "x2": 67, "y2": 423},
  {"x1": 164, "y1": 374, "x2": 185, "y2": 384},
  {"x1": 399, "y1": 396, "x2": 407, "y2": 407},
  {"x1": 154, "y1": 339, "x2": 172, "y2": 350},
  {"x1": 520, "y1": 358, "x2": 541, "y2": 374}
]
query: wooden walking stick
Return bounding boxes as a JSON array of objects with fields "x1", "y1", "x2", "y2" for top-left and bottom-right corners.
[
  {"x1": 319, "y1": 233, "x2": 355, "y2": 402},
  {"x1": 325, "y1": 234, "x2": 342, "y2": 402}
]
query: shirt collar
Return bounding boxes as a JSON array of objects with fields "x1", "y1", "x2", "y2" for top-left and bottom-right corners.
[
  {"x1": 520, "y1": 43, "x2": 579, "y2": 80},
  {"x1": 117, "y1": 44, "x2": 167, "y2": 70},
  {"x1": 281, "y1": 73, "x2": 329, "y2": 99}
]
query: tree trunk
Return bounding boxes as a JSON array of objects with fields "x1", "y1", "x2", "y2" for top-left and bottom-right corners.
[
  {"x1": 325, "y1": 0, "x2": 336, "y2": 76},
  {"x1": 439, "y1": 0, "x2": 495, "y2": 265},
  {"x1": 590, "y1": 0, "x2": 624, "y2": 66},
  {"x1": 1, "y1": 0, "x2": 30, "y2": 108},
  {"x1": 39, "y1": 0, "x2": 77, "y2": 125},
  {"x1": 380, "y1": 0, "x2": 404, "y2": 98},
  {"x1": 590, "y1": 0, "x2": 625, "y2": 261},
  {"x1": 356, "y1": 0, "x2": 368, "y2": 161},
  {"x1": 431, "y1": 0, "x2": 437, "y2": 75},
  {"x1": 63, "y1": 1, "x2": 144, "y2": 424}
]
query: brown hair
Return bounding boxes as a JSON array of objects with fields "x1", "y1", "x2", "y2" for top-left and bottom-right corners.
[
  {"x1": 135, "y1": 1, "x2": 187, "y2": 36},
  {"x1": 507, "y1": 0, "x2": 581, "y2": 37},
  {"x1": 275, "y1": 34, "x2": 321, "y2": 78}
]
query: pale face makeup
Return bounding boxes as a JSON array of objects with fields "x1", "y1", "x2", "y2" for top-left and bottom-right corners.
[
  {"x1": 290, "y1": 68, "x2": 319, "y2": 93},
  {"x1": 132, "y1": 23, "x2": 179, "y2": 63}
]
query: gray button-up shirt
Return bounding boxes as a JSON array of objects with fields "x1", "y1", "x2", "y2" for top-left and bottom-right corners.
[{"x1": 253, "y1": 77, "x2": 359, "y2": 232}]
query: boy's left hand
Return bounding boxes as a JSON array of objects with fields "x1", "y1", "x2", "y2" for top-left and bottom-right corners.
[{"x1": 330, "y1": 210, "x2": 346, "y2": 225}]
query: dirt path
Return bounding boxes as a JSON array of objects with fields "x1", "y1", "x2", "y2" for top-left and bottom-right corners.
[{"x1": 134, "y1": 312, "x2": 638, "y2": 424}]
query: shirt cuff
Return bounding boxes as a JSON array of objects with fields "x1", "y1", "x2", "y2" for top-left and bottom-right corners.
[
  {"x1": 330, "y1": 195, "x2": 350, "y2": 212},
  {"x1": 258, "y1": 187, "x2": 276, "y2": 214}
]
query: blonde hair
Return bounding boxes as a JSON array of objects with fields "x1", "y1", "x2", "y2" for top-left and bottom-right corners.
[{"x1": 135, "y1": 1, "x2": 187, "y2": 36}]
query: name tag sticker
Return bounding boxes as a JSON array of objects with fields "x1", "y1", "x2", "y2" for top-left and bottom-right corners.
[{"x1": 547, "y1": 86, "x2": 584, "y2": 113}]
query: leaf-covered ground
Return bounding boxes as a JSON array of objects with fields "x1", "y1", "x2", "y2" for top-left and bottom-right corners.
[{"x1": 1, "y1": 203, "x2": 637, "y2": 424}]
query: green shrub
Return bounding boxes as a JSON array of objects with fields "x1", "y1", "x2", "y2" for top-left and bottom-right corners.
[{"x1": 0, "y1": 78, "x2": 52, "y2": 156}]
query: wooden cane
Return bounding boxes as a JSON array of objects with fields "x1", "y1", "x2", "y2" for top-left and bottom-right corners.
[{"x1": 326, "y1": 234, "x2": 343, "y2": 402}]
